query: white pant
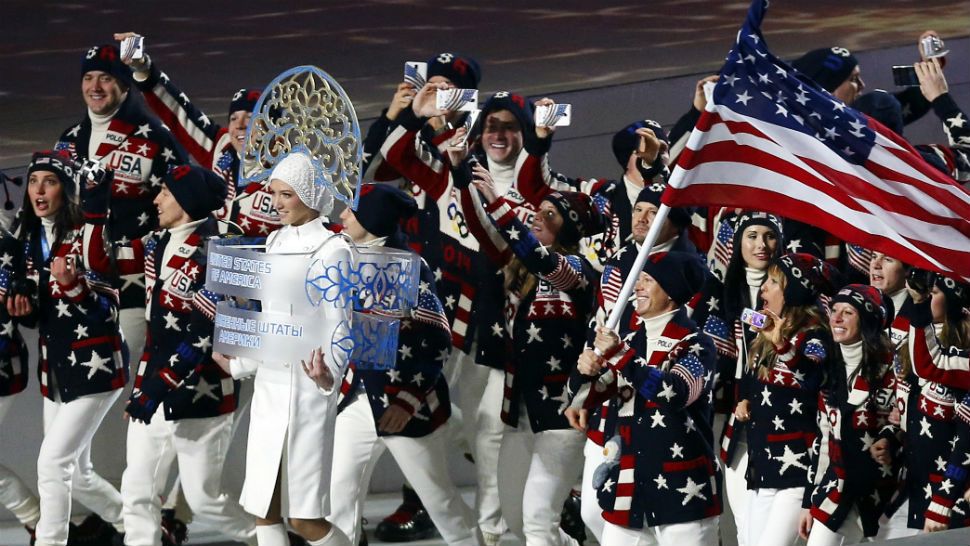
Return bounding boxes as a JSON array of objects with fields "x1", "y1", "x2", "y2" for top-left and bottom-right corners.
[
  {"x1": 330, "y1": 395, "x2": 480, "y2": 545},
  {"x1": 807, "y1": 507, "x2": 866, "y2": 546},
  {"x1": 121, "y1": 409, "x2": 255, "y2": 546},
  {"x1": 497, "y1": 417, "x2": 585, "y2": 546},
  {"x1": 580, "y1": 439, "x2": 606, "y2": 542},
  {"x1": 36, "y1": 389, "x2": 123, "y2": 546},
  {"x1": 472, "y1": 366, "x2": 508, "y2": 536},
  {"x1": 723, "y1": 442, "x2": 750, "y2": 546},
  {"x1": 156, "y1": 377, "x2": 254, "y2": 511},
  {"x1": 119, "y1": 308, "x2": 148, "y2": 359},
  {"x1": 746, "y1": 487, "x2": 804, "y2": 546},
  {"x1": 874, "y1": 500, "x2": 917, "y2": 540},
  {"x1": 0, "y1": 394, "x2": 40, "y2": 526},
  {"x1": 600, "y1": 516, "x2": 719, "y2": 546}
]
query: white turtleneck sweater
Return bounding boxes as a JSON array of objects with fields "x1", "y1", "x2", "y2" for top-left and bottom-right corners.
[
  {"x1": 643, "y1": 308, "x2": 678, "y2": 361},
  {"x1": 745, "y1": 267, "x2": 766, "y2": 308},
  {"x1": 87, "y1": 106, "x2": 122, "y2": 160},
  {"x1": 623, "y1": 173, "x2": 644, "y2": 207},
  {"x1": 40, "y1": 217, "x2": 57, "y2": 256},
  {"x1": 840, "y1": 339, "x2": 863, "y2": 381},
  {"x1": 889, "y1": 289, "x2": 908, "y2": 317},
  {"x1": 490, "y1": 159, "x2": 515, "y2": 198}
]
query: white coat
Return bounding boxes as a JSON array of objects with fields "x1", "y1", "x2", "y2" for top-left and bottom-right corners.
[{"x1": 230, "y1": 218, "x2": 352, "y2": 519}]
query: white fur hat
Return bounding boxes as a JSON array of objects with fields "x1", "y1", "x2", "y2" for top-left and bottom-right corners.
[{"x1": 269, "y1": 152, "x2": 334, "y2": 215}]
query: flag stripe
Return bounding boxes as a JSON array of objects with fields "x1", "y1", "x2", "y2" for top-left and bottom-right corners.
[{"x1": 663, "y1": 0, "x2": 970, "y2": 283}]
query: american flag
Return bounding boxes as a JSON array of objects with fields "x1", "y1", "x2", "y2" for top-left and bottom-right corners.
[
  {"x1": 703, "y1": 315, "x2": 738, "y2": 360},
  {"x1": 671, "y1": 352, "x2": 707, "y2": 406},
  {"x1": 600, "y1": 264, "x2": 623, "y2": 310},
  {"x1": 663, "y1": 0, "x2": 970, "y2": 282},
  {"x1": 713, "y1": 217, "x2": 735, "y2": 271},
  {"x1": 0, "y1": 268, "x2": 9, "y2": 299},
  {"x1": 413, "y1": 287, "x2": 451, "y2": 334}
]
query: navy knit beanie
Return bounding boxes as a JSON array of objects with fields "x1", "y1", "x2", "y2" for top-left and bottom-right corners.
[
  {"x1": 853, "y1": 91, "x2": 904, "y2": 136},
  {"x1": 641, "y1": 251, "x2": 707, "y2": 306},
  {"x1": 164, "y1": 165, "x2": 227, "y2": 221},
  {"x1": 28, "y1": 151, "x2": 77, "y2": 198},
  {"x1": 427, "y1": 53, "x2": 481, "y2": 90},
  {"x1": 543, "y1": 190, "x2": 606, "y2": 247},
  {"x1": 792, "y1": 47, "x2": 858, "y2": 93},
  {"x1": 612, "y1": 119, "x2": 668, "y2": 168},
  {"x1": 81, "y1": 44, "x2": 132, "y2": 87},
  {"x1": 228, "y1": 88, "x2": 262, "y2": 116},
  {"x1": 355, "y1": 183, "x2": 418, "y2": 238}
]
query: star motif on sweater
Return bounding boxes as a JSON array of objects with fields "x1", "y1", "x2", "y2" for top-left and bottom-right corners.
[
  {"x1": 188, "y1": 377, "x2": 219, "y2": 403},
  {"x1": 163, "y1": 312, "x2": 180, "y2": 331},
  {"x1": 650, "y1": 410, "x2": 666, "y2": 428},
  {"x1": 654, "y1": 474, "x2": 668, "y2": 490},
  {"x1": 80, "y1": 352, "x2": 112, "y2": 379},
  {"x1": 657, "y1": 382, "x2": 676, "y2": 402},
  {"x1": 760, "y1": 385, "x2": 772, "y2": 406},
  {"x1": 506, "y1": 227, "x2": 520, "y2": 241},
  {"x1": 398, "y1": 344, "x2": 413, "y2": 360},
  {"x1": 773, "y1": 445, "x2": 808, "y2": 474},
  {"x1": 676, "y1": 477, "x2": 707, "y2": 505},
  {"x1": 74, "y1": 324, "x2": 89, "y2": 338},
  {"x1": 670, "y1": 443, "x2": 684, "y2": 459},
  {"x1": 919, "y1": 417, "x2": 934, "y2": 438},
  {"x1": 386, "y1": 369, "x2": 401, "y2": 383},
  {"x1": 55, "y1": 300, "x2": 72, "y2": 318},
  {"x1": 788, "y1": 398, "x2": 803, "y2": 415},
  {"x1": 193, "y1": 336, "x2": 212, "y2": 352},
  {"x1": 547, "y1": 356, "x2": 561, "y2": 371},
  {"x1": 525, "y1": 323, "x2": 543, "y2": 344}
]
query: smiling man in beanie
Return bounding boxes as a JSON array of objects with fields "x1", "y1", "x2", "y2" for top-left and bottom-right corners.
[
  {"x1": 55, "y1": 47, "x2": 188, "y2": 469},
  {"x1": 583, "y1": 250, "x2": 720, "y2": 545},
  {"x1": 81, "y1": 164, "x2": 256, "y2": 546},
  {"x1": 114, "y1": 31, "x2": 281, "y2": 239}
]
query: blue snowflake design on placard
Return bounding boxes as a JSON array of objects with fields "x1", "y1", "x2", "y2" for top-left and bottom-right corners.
[
  {"x1": 305, "y1": 254, "x2": 419, "y2": 314},
  {"x1": 330, "y1": 313, "x2": 400, "y2": 370}
]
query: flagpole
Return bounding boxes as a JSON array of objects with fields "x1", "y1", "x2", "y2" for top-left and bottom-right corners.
[{"x1": 603, "y1": 202, "x2": 672, "y2": 333}]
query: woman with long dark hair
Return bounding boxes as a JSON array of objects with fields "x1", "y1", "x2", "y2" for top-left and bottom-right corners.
[
  {"x1": 798, "y1": 285, "x2": 898, "y2": 544},
  {"x1": 10, "y1": 151, "x2": 128, "y2": 546},
  {"x1": 732, "y1": 253, "x2": 836, "y2": 546},
  {"x1": 703, "y1": 212, "x2": 783, "y2": 545}
]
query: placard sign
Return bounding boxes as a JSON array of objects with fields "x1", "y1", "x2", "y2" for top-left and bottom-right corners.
[
  {"x1": 213, "y1": 301, "x2": 319, "y2": 363},
  {"x1": 206, "y1": 241, "x2": 324, "y2": 314}
]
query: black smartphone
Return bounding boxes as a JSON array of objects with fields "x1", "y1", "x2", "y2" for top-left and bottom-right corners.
[{"x1": 892, "y1": 65, "x2": 920, "y2": 87}]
